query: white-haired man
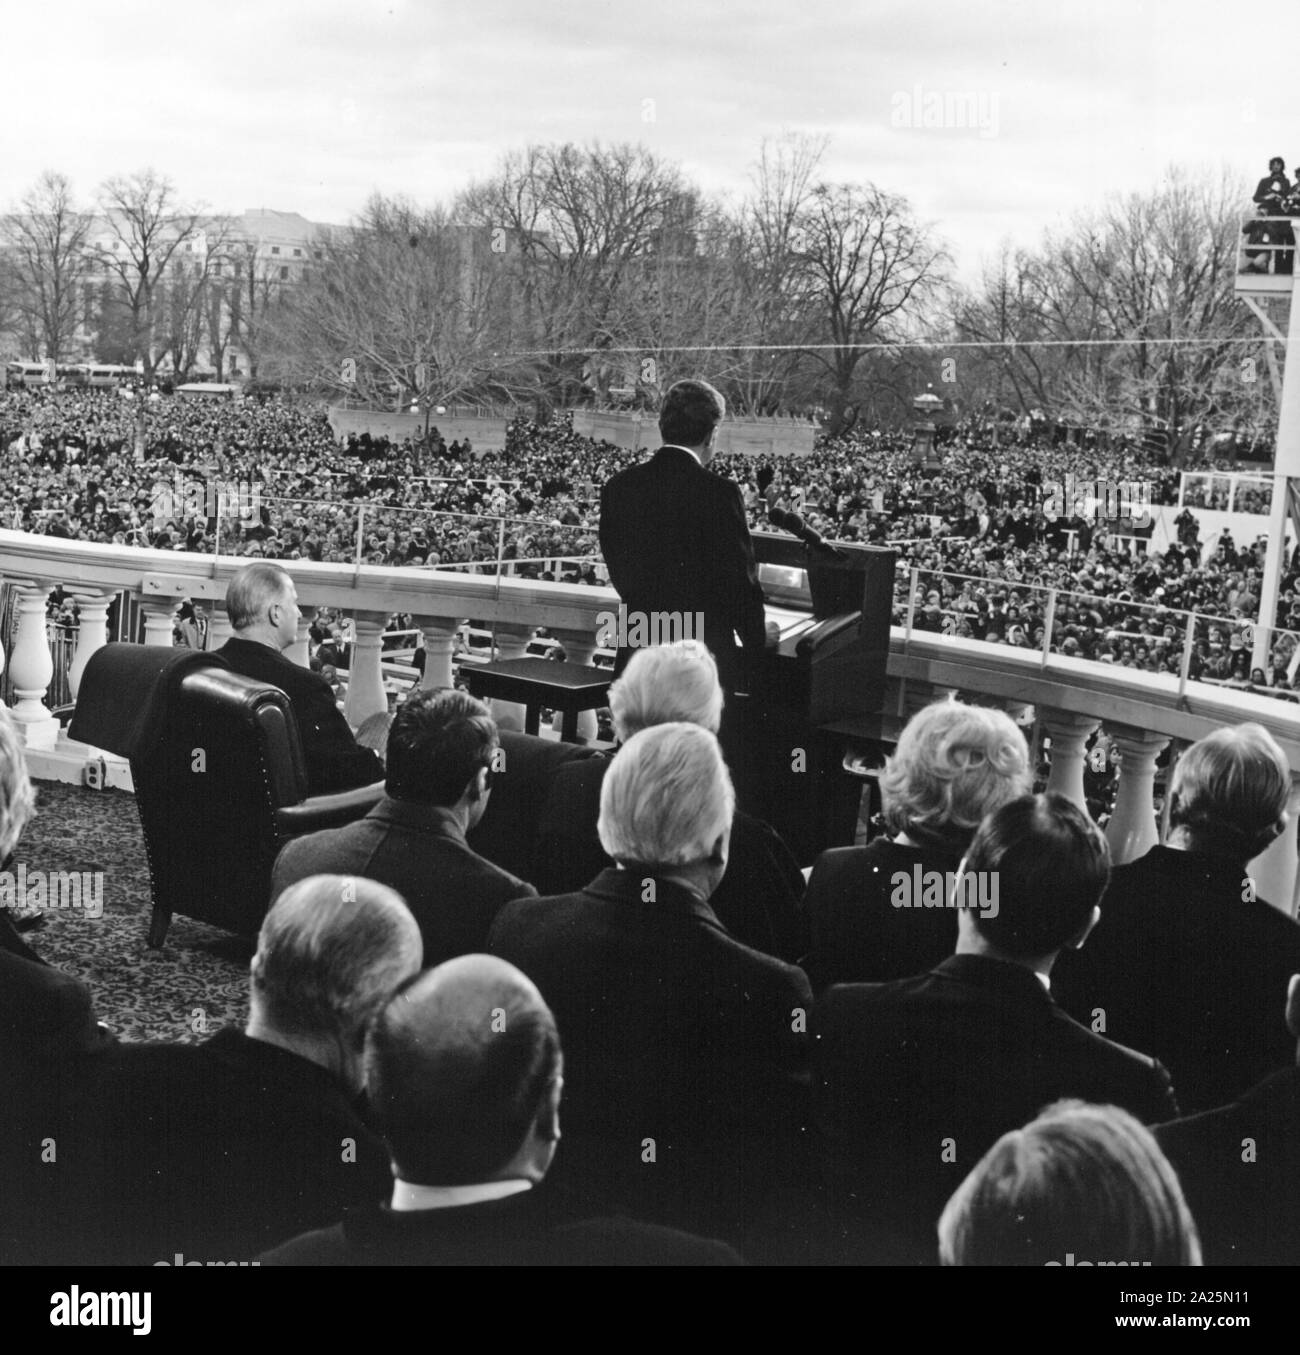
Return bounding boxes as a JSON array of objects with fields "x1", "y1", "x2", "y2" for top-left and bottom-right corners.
[
  {"x1": 1056, "y1": 722, "x2": 1300, "y2": 1113},
  {"x1": 489, "y1": 723, "x2": 811, "y2": 1242},
  {"x1": 533, "y1": 641, "x2": 806, "y2": 960},
  {"x1": 56, "y1": 876, "x2": 421, "y2": 1264},
  {"x1": 216, "y1": 562, "x2": 382, "y2": 795}
]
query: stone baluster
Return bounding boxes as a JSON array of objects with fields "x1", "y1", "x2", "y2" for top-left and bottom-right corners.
[
  {"x1": 139, "y1": 596, "x2": 180, "y2": 647},
  {"x1": 1248, "y1": 769, "x2": 1300, "y2": 919},
  {"x1": 67, "y1": 591, "x2": 114, "y2": 700},
  {"x1": 412, "y1": 616, "x2": 466, "y2": 691},
  {"x1": 487, "y1": 623, "x2": 535, "y2": 731},
  {"x1": 552, "y1": 627, "x2": 600, "y2": 741},
  {"x1": 1039, "y1": 708, "x2": 1102, "y2": 811},
  {"x1": 343, "y1": 612, "x2": 389, "y2": 730},
  {"x1": 9, "y1": 584, "x2": 59, "y2": 749},
  {"x1": 1103, "y1": 725, "x2": 1171, "y2": 865}
]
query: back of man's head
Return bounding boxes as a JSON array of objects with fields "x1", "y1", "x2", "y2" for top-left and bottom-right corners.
[
  {"x1": 609, "y1": 640, "x2": 723, "y2": 740},
  {"x1": 938, "y1": 1100, "x2": 1201, "y2": 1267},
  {"x1": 1169, "y1": 722, "x2": 1290, "y2": 863},
  {"x1": 366, "y1": 954, "x2": 561, "y2": 1185},
  {"x1": 965, "y1": 792, "x2": 1110, "y2": 961},
  {"x1": 385, "y1": 688, "x2": 498, "y2": 806},
  {"x1": 597, "y1": 721, "x2": 734, "y2": 869},
  {"x1": 659, "y1": 379, "x2": 725, "y2": 450},
  {"x1": 249, "y1": 875, "x2": 421, "y2": 1049},
  {"x1": 226, "y1": 561, "x2": 291, "y2": 631}
]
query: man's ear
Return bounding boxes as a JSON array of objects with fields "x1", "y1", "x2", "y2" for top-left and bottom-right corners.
[
  {"x1": 538, "y1": 1075, "x2": 562, "y2": 1145},
  {"x1": 467, "y1": 766, "x2": 489, "y2": 803},
  {"x1": 1285, "y1": 973, "x2": 1300, "y2": 1042},
  {"x1": 1065, "y1": 904, "x2": 1102, "y2": 952}
]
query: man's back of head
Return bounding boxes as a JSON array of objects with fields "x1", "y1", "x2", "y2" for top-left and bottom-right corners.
[
  {"x1": 225, "y1": 561, "x2": 298, "y2": 650},
  {"x1": 385, "y1": 688, "x2": 499, "y2": 816},
  {"x1": 658, "y1": 379, "x2": 726, "y2": 457},
  {"x1": 366, "y1": 954, "x2": 561, "y2": 1186},
  {"x1": 958, "y1": 791, "x2": 1110, "y2": 969},
  {"x1": 249, "y1": 875, "x2": 422, "y2": 1085},
  {"x1": 597, "y1": 721, "x2": 734, "y2": 890},
  {"x1": 1168, "y1": 722, "x2": 1290, "y2": 865}
]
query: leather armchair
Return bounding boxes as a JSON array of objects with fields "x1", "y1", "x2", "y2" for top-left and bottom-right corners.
[{"x1": 70, "y1": 645, "x2": 383, "y2": 948}]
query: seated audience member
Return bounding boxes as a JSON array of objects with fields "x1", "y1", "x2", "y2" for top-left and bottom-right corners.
[
  {"x1": 939, "y1": 1101, "x2": 1201, "y2": 1267},
  {"x1": 0, "y1": 710, "x2": 116, "y2": 1264},
  {"x1": 533, "y1": 640, "x2": 807, "y2": 961},
  {"x1": 812, "y1": 793, "x2": 1178, "y2": 1262},
  {"x1": 489, "y1": 723, "x2": 812, "y2": 1239},
  {"x1": 1055, "y1": 723, "x2": 1300, "y2": 1114},
  {"x1": 273, "y1": 690, "x2": 536, "y2": 967},
  {"x1": 215, "y1": 562, "x2": 383, "y2": 794},
  {"x1": 1156, "y1": 973, "x2": 1300, "y2": 1265},
  {"x1": 258, "y1": 955, "x2": 740, "y2": 1266},
  {"x1": 55, "y1": 876, "x2": 420, "y2": 1264},
  {"x1": 800, "y1": 697, "x2": 1032, "y2": 990}
]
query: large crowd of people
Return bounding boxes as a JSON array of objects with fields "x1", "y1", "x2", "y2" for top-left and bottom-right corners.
[{"x1": 1, "y1": 385, "x2": 1295, "y2": 697}]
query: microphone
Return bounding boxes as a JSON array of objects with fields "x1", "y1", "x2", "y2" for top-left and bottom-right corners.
[{"x1": 769, "y1": 506, "x2": 846, "y2": 559}]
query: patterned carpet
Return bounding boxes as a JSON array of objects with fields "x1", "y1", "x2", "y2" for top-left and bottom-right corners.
[{"x1": 15, "y1": 782, "x2": 251, "y2": 1043}]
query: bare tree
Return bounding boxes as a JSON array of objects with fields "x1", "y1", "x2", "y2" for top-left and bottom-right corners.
[
  {"x1": 6, "y1": 171, "x2": 95, "y2": 363},
  {"x1": 94, "y1": 170, "x2": 207, "y2": 378},
  {"x1": 267, "y1": 195, "x2": 531, "y2": 413},
  {"x1": 794, "y1": 182, "x2": 951, "y2": 435}
]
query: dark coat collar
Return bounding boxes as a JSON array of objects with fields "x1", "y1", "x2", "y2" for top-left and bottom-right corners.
[
  {"x1": 928, "y1": 953, "x2": 1056, "y2": 1008},
  {"x1": 581, "y1": 865, "x2": 721, "y2": 925},
  {"x1": 366, "y1": 797, "x2": 466, "y2": 843}
]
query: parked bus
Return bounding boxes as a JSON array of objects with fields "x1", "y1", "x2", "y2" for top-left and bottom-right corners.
[{"x1": 4, "y1": 360, "x2": 56, "y2": 389}]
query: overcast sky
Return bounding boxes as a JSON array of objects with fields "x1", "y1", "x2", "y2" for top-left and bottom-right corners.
[{"x1": 3, "y1": 0, "x2": 1296, "y2": 283}]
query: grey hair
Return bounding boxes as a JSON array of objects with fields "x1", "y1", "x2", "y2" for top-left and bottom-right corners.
[
  {"x1": 597, "y1": 723, "x2": 734, "y2": 868},
  {"x1": 609, "y1": 640, "x2": 724, "y2": 740}
]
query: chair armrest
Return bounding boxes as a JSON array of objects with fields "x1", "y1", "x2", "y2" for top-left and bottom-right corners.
[{"x1": 274, "y1": 780, "x2": 385, "y2": 839}]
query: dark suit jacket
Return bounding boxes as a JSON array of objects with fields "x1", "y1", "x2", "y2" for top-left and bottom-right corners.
[
  {"x1": 1156, "y1": 1066, "x2": 1300, "y2": 1266},
  {"x1": 272, "y1": 798, "x2": 536, "y2": 968},
  {"x1": 215, "y1": 636, "x2": 383, "y2": 795},
  {"x1": 488, "y1": 868, "x2": 812, "y2": 1236},
  {"x1": 257, "y1": 1190, "x2": 741, "y2": 1266},
  {"x1": 533, "y1": 753, "x2": 808, "y2": 961},
  {"x1": 1053, "y1": 845, "x2": 1300, "y2": 1114},
  {"x1": 54, "y1": 1028, "x2": 392, "y2": 1265},
  {"x1": 812, "y1": 954, "x2": 1178, "y2": 1256},
  {"x1": 800, "y1": 837, "x2": 965, "y2": 991},
  {"x1": 599, "y1": 447, "x2": 767, "y2": 693},
  {"x1": 0, "y1": 921, "x2": 117, "y2": 1265}
]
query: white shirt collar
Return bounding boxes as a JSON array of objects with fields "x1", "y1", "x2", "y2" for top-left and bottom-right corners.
[
  {"x1": 661, "y1": 443, "x2": 703, "y2": 466},
  {"x1": 390, "y1": 1178, "x2": 533, "y2": 1212}
]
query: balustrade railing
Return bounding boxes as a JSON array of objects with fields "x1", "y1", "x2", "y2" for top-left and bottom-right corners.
[{"x1": 2, "y1": 523, "x2": 1299, "y2": 917}]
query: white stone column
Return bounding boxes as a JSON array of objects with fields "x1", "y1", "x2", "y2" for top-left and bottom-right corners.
[
  {"x1": 139, "y1": 596, "x2": 180, "y2": 647},
  {"x1": 487, "y1": 623, "x2": 534, "y2": 731},
  {"x1": 9, "y1": 585, "x2": 59, "y2": 749},
  {"x1": 344, "y1": 612, "x2": 389, "y2": 730},
  {"x1": 1039, "y1": 708, "x2": 1102, "y2": 811},
  {"x1": 1104, "y1": 725, "x2": 1171, "y2": 866},
  {"x1": 1248, "y1": 770, "x2": 1300, "y2": 918},
  {"x1": 67, "y1": 591, "x2": 113, "y2": 700},
  {"x1": 413, "y1": 616, "x2": 465, "y2": 691},
  {"x1": 551, "y1": 628, "x2": 599, "y2": 741}
]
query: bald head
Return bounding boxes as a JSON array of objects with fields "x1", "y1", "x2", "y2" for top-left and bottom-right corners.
[{"x1": 366, "y1": 954, "x2": 561, "y2": 1186}]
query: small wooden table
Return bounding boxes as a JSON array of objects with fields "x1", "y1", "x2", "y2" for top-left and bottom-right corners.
[{"x1": 465, "y1": 658, "x2": 611, "y2": 742}]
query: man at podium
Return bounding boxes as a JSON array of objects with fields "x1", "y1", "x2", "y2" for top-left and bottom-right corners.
[{"x1": 598, "y1": 378, "x2": 777, "y2": 701}]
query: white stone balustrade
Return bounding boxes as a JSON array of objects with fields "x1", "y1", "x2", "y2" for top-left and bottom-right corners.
[
  {"x1": 1103, "y1": 726, "x2": 1171, "y2": 866},
  {"x1": 413, "y1": 617, "x2": 465, "y2": 691},
  {"x1": 343, "y1": 612, "x2": 390, "y2": 729},
  {"x1": 8, "y1": 584, "x2": 58, "y2": 748},
  {"x1": 66, "y1": 591, "x2": 113, "y2": 700},
  {"x1": 485, "y1": 623, "x2": 535, "y2": 731},
  {"x1": 1, "y1": 530, "x2": 1299, "y2": 915},
  {"x1": 551, "y1": 628, "x2": 600, "y2": 741},
  {"x1": 1039, "y1": 708, "x2": 1102, "y2": 810}
]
